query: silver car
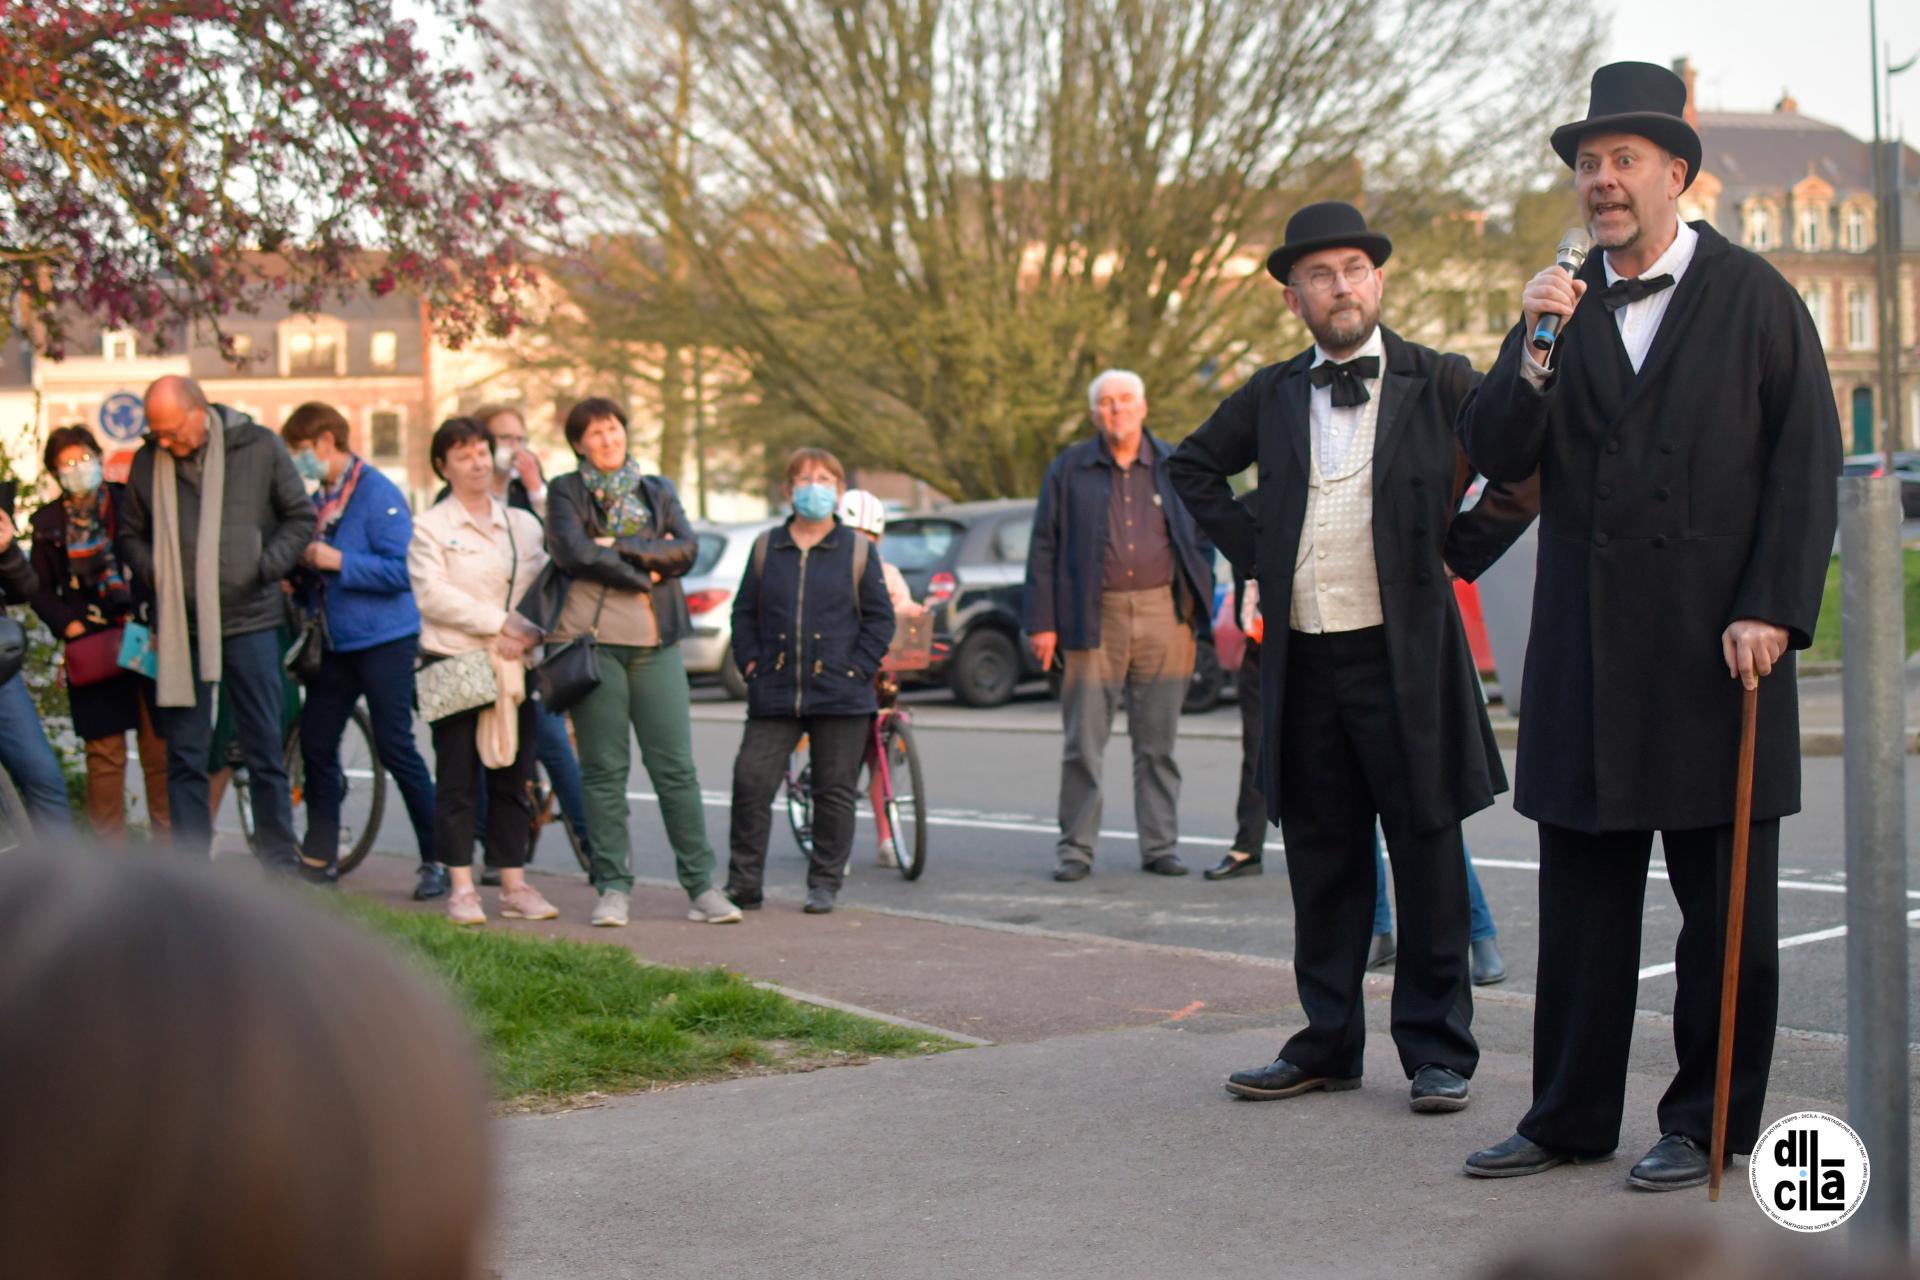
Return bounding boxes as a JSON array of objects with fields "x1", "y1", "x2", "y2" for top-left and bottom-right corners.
[{"x1": 680, "y1": 517, "x2": 783, "y2": 699}]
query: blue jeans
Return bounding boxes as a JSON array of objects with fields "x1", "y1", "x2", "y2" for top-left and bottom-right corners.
[
  {"x1": 476, "y1": 700, "x2": 592, "y2": 864},
  {"x1": 300, "y1": 634, "x2": 437, "y2": 867},
  {"x1": 158, "y1": 628, "x2": 297, "y2": 867},
  {"x1": 0, "y1": 674, "x2": 74, "y2": 834},
  {"x1": 1374, "y1": 831, "x2": 1496, "y2": 942}
]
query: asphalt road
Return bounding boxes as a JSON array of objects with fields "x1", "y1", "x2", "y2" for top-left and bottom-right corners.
[{"x1": 412, "y1": 683, "x2": 1919, "y2": 1044}]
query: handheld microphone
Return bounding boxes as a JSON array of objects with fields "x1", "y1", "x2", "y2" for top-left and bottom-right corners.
[{"x1": 1530, "y1": 227, "x2": 1594, "y2": 355}]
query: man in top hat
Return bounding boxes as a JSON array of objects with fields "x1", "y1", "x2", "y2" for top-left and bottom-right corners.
[
  {"x1": 1458, "y1": 62, "x2": 1839, "y2": 1189},
  {"x1": 1169, "y1": 202, "x2": 1536, "y2": 1114}
]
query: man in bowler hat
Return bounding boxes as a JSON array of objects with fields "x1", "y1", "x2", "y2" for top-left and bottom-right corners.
[
  {"x1": 1458, "y1": 62, "x2": 1839, "y2": 1189},
  {"x1": 1170, "y1": 202, "x2": 1536, "y2": 1114}
]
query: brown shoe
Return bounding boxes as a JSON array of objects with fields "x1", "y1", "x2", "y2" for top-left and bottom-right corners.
[
  {"x1": 499, "y1": 884, "x2": 559, "y2": 921},
  {"x1": 446, "y1": 887, "x2": 486, "y2": 927}
]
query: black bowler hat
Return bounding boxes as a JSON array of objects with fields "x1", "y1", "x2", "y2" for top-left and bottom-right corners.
[
  {"x1": 1551, "y1": 61, "x2": 1702, "y2": 191},
  {"x1": 1264, "y1": 201, "x2": 1392, "y2": 285}
]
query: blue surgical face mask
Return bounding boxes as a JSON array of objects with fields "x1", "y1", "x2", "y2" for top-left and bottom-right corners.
[
  {"x1": 293, "y1": 447, "x2": 327, "y2": 483},
  {"x1": 792, "y1": 483, "x2": 838, "y2": 521},
  {"x1": 59, "y1": 458, "x2": 103, "y2": 496}
]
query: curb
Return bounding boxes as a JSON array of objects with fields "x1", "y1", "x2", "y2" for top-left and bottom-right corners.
[{"x1": 748, "y1": 981, "x2": 996, "y2": 1047}]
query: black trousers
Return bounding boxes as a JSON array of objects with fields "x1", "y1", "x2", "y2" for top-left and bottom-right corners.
[
  {"x1": 1519, "y1": 819, "x2": 1781, "y2": 1157},
  {"x1": 726, "y1": 714, "x2": 870, "y2": 897},
  {"x1": 429, "y1": 699, "x2": 537, "y2": 869},
  {"x1": 1233, "y1": 640, "x2": 1266, "y2": 854},
  {"x1": 1275, "y1": 628, "x2": 1476, "y2": 1081}
]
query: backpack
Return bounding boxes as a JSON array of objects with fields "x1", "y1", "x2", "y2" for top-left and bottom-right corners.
[{"x1": 749, "y1": 526, "x2": 869, "y2": 621}]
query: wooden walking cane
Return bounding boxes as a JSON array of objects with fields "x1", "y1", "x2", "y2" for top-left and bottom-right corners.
[{"x1": 1708, "y1": 680, "x2": 1761, "y2": 1202}]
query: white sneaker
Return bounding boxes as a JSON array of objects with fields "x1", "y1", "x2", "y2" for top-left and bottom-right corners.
[
  {"x1": 875, "y1": 839, "x2": 898, "y2": 869},
  {"x1": 591, "y1": 889, "x2": 630, "y2": 928},
  {"x1": 686, "y1": 888, "x2": 744, "y2": 924}
]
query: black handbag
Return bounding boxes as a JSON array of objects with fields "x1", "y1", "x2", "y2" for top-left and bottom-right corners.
[
  {"x1": 533, "y1": 586, "x2": 608, "y2": 713},
  {"x1": 284, "y1": 596, "x2": 328, "y2": 683}
]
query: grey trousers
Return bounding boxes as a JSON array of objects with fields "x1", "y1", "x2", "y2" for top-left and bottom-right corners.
[{"x1": 1056, "y1": 588, "x2": 1195, "y2": 866}]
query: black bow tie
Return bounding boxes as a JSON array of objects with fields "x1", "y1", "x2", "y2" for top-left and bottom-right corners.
[
  {"x1": 1308, "y1": 356, "x2": 1380, "y2": 408},
  {"x1": 1597, "y1": 273, "x2": 1675, "y2": 312}
]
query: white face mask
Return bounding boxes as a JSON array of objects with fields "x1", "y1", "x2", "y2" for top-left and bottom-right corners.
[{"x1": 492, "y1": 444, "x2": 518, "y2": 475}]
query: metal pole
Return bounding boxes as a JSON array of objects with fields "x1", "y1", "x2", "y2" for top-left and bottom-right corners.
[{"x1": 1838, "y1": 472, "x2": 1910, "y2": 1256}]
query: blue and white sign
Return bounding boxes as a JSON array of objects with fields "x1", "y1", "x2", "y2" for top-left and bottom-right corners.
[{"x1": 99, "y1": 392, "x2": 146, "y2": 443}]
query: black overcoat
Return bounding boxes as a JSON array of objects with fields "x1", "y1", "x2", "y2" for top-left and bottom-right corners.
[
  {"x1": 1459, "y1": 221, "x2": 1840, "y2": 833},
  {"x1": 1170, "y1": 327, "x2": 1539, "y2": 832}
]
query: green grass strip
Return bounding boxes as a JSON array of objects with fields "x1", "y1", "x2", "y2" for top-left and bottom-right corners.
[
  {"x1": 339, "y1": 900, "x2": 955, "y2": 1104},
  {"x1": 1805, "y1": 549, "x2": 1920, "y2": 666}
]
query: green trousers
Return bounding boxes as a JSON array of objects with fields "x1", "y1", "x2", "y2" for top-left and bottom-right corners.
[{"x1": 571, "y1": 643, "x2": 715, "y2": 897}]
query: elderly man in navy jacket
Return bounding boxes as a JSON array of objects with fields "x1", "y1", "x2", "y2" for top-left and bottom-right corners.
[{"x1": 1023, "y1": 370, "x2": 1214, "y2": 881}]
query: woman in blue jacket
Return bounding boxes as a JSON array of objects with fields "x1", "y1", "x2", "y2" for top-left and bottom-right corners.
[
  {"x1": 281, "y1": 403, "x2": 441, "y2": 894},
  {"x1": 723, "y1": 447, "x2": 894, "y2": 915}
]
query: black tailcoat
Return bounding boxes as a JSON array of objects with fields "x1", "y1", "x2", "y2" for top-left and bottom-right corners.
[
  {"x1": 1460, "y1": 221, "x2": 1841, "y2": 833},
  {"x1": 1170, "y1": 327, "x2": 1539, "y2": 833}
]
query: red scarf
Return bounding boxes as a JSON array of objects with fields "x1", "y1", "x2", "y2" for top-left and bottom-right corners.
[{"x1": 315, "y1": 456, "x2": 365, "y2": 540}]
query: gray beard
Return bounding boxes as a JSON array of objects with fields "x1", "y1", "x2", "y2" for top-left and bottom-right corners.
[
  {"x1": 1309, "y1": 309, "x2": 1377, "y2": 354},
  {"x1": 1589, "y1": 213, "x2": 1641, "y2": 252}
]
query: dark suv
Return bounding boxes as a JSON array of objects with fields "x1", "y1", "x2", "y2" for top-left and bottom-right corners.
[{"x1": 883, "y1": 499, "x2": 1044, "y2": 706}]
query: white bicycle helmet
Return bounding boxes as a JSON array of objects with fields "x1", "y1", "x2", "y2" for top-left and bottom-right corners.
[{"x1": 838, "y1": 488, "x2": 888, "y2": 537}]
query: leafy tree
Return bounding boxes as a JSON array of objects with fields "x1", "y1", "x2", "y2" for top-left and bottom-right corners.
[{"x1": 1, "y1": 0, "x2": 557, "y2": 355}]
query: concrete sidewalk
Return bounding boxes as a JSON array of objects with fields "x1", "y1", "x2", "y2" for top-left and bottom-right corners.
[{"x1": 348, "y1": 858, "x2": 1914, "y2": 1278}]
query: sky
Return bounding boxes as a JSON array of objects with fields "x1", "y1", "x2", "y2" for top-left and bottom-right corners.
[{"x1": 1603, "y1": 0, "x2": 1920, "y2": 142}]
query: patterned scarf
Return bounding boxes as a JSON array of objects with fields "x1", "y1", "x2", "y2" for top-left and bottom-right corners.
[
  {"x1": 315, "y1": 455, "x2": 365, "y2": 540},
  {"x1": 581, "y1": 457, "x2": 652, "y2": 537},
  {"x1": 63, "y1": 486, "x2": 134, "y2": 625}
]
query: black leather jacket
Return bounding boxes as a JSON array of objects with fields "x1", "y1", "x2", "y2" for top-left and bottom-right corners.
[{"x1": 519, "y1": 470, "x2": 698, "y2": 645}]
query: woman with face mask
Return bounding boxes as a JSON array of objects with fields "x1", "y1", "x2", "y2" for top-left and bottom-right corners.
[
  {"x1": 722, "y1": 448, "x2": 895, "y2": 916},
  {"x1": 27, "y1": 426, "x2": 164, "y2": 841},
  {"x1": 527, "y1": 397, "x2": 737, "y2": 928},
  {"x1": 280, "y1": 402, "x2": 444, "y2": 894}
]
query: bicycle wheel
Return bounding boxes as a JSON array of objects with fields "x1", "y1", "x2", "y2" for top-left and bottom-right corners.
[
  {"x1": 878, "y1": 716, "x2": 927, "y2": 880},
  {"x1": 0, "y1": 767, "x2": 32, "y2": 853},
  {"x1": 284, "y1": 704, "x2": 388, "y2": 875},
  {"x1": 786, "y1": 759, "x2": 815, "y2": 856}
]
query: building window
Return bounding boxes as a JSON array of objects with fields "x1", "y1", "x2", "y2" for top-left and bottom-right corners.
[
  {"x1": 1800, "y1": 283, "x2": 1829, "y2": 348},
  {"x1": 102, "y1": 330, "x2": 137, "y2": 361},
  {"x1": 370, "y1": 411, "x2": 402, "y2": 459},
  {"x1": 1844, "y1": 204, "x2": 1870, "y2": 253},
  {"x1": 1795, "y1": 206, "x2": 1823, "y2": 252},
  {"x1": 1847, "y1": 286, "x2": 1875, "y2": 350},
  {"x1": 1745, "y1": 204, "x2": 1776, "y2": 252},
  {"x1": 369, "y1": 330, "x2": 398, "y2": 373},
  {"x1": 286, "y1": 330, "x2": 340, "y2": 376}
]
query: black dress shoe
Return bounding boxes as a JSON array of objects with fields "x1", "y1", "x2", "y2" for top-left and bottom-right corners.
[
  {"x1": 479, "y1": 866, "x2": 502, "y2": 888},
  {"x1": 1366, "y1": 931, "x2": 1395, "y2": 970},
  {"x1": 1203, "y1": 851, "x2": 1262, "y2": 880},
  {"x1": 1471, "y1": 937, "x2": 1507, "y2": 986},
  {"x1": 412, "y1": 863, "x2": 451, "y2": 901},
  {"x1": 1464, "y1": 1132, "x2": 1609, "y2": 1178},
  {"x1": 803, "y1": 887, "x2": 837, "y2": 914},
  {"x1": 1142, "y1": 854, "x2": 1189, "y2": 876},
  {"x1": 1410, "y1": 1065, "x2": 1471, "y2": 1113},
  {"x1": 1225, "y1": 1057, "x2": 1361, "y2": 1101},
  {"x1": 726, "y1": 887, "x2": 764, "y2": 910},
  {"x1": 1627, "y1": 1133, "x2": 1723, "y2": 1191},
  {"x1": 1053, "y1": 860, "x2": 1091, "y2": 882}
]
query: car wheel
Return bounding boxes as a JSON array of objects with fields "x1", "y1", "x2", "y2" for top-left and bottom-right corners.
[
  {"x1": 1183, "y1": 638, "x2": 1223, "y2": 714},
  {"x1": 950, "y1": 630, "x2": 1020, "y2": 707},
  {"x1": 719, "y1": 649, "x2": 748, "y2": 701}
]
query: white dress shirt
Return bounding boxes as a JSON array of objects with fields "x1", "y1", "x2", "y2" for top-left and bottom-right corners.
[
  {"x1": 1291, "y1": 328, "x2": 1387, "y2": 633},
  {"x1": 1524, "y1": 219, "x2": 1699, "y2": 382}
]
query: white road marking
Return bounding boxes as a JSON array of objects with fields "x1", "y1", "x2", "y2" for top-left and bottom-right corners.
[{"x1": 1635, "y1": 909, "x2": 1920, "y2": 980}]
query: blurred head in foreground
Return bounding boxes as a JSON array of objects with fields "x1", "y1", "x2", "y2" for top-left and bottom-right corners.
[
  {"x1": 0, "y1": 854, "x2": 491, "y2": 1280},
  {"x1": 1485, "y1": 1222, "x2": 1915, "y2": 1280}
]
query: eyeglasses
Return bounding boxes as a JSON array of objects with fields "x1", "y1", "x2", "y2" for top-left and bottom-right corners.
[
  {"x1": 57, "y1": 454, "x2": 97, "y2": 471},
  {"x1": 1290, "y1": 261, "x2": 1374, "y2": 293}
]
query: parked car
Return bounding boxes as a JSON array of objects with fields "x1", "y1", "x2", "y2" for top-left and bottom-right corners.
[
  {"x1": 680, "y1": 517, "x2": 783, "y2": 699},
  {"x1": 1842, "y1": 453, "x2": 1920, "y2": 519},
  {"x1": 883, "y1": 500, "x2": 1043, "y2": 707}
]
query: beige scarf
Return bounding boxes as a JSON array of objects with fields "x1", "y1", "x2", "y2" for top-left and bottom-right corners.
[
  {"x1": 476, "y1": 649, "x2": 526, "y2": 769},
  {"x1": 153, "y1": 418, "x2": 226, "y2": 707}
]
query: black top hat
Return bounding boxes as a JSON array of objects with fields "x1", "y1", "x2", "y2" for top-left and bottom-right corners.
[
  {"x1": 1265, "y1": 202, "x2": 1392, "y2": 284},
  {"x1": 1550, "y1": 61, "x2": 1702, "y2": 191}
]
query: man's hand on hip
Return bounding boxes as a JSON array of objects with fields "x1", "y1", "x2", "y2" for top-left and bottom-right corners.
[
  {"x1": 1029, "y1": 630, "x2": 1057, "y2": 669},
  {"x1": 1722, "y1": 619, "x2": 1789, "y2": 690}
]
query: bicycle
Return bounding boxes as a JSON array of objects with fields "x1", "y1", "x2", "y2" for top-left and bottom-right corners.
[
  {"x1": 784, "y1": 615, "x2": 931, "y2": 880},
  {"x1": 234, "y1": 702, "x2": 387, "y2": 874}
]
